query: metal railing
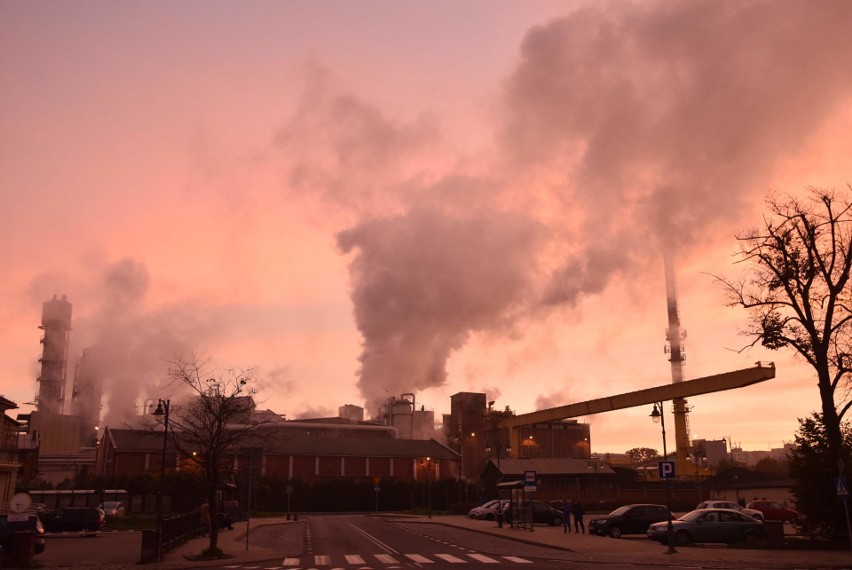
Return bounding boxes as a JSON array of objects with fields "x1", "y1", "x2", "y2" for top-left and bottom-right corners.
[{"x1": 140, "y1": 511, "x2": 205, "y2": 563}]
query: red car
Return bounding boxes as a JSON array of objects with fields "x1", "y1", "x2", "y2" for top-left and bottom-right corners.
[{"x1": 745, "y1": 500, "x2": 798, "y2": 522}]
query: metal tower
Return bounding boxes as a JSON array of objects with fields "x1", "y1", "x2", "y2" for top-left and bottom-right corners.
[
  {"x1": 663, "y1": 253, "x2": 691, "y2": 470},
  {"x1": 36, "y1": 295, "x2": 72, "y2": 414}
]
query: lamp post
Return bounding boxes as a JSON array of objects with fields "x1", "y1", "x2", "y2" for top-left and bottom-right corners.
[
  {"x1": 650, "y1": 402, "x2": 677, "y2": 555},
  {"x1": 422, "y1": 457, "x2": 438, "y2": 519},
  {"x1": 486, "y1": 439, "x2": 511, "y2": 528},
  {"x1": 152, "y1": 398, "x2": 170, "y2": 561}
]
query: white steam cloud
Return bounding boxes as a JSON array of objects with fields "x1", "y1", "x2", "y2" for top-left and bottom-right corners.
[{"x1": 273, "y1": 0, "x2": 852, "y2": 416}]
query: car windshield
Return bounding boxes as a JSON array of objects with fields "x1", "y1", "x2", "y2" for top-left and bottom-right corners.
[
  {"x1": 677, "y1": 510, "x2": 705, "y2": 521},
  {"x1": 101, "y1": 502, "x2": 119, "y2": 508},
  {"x1": 608, "y1": 506, "x2": 631, "y2": 516}
]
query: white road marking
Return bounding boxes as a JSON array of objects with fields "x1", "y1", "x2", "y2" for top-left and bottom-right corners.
[
  {"x1": 282, "y1": 557, "x2": 301, "y2": 565},
  {"x1": 314, "y1": 554, "x2": 332, "y2": 565},
  {"x1": 468, "y1": 553, "x2": 500, "y2": 563},
  {"x1": 374, "y1": 554, "x2": 399, "y2": 563},
  {"x1": 503, "y1": 555, "x2": 534, "y2": 563},
  {"x1": 404, "y1": 553, "x2": 434, "y2": 563},
  {"x1": 434, "y1": 553, "x2": 467, "y2": 563},
  {"x1": 344, "y1": 554, "x2": 366, "y2": 564}
]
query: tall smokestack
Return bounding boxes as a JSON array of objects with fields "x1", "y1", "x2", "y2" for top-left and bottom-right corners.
[
  {"x1": 37, "y1": 295, "x2": 72, "y2": 414},
  {"x1": 71, "y1": 347, "x2": 103, "y2": 446},
  {"x1": 663, "y1": 253, "x2": 690, "y2": 469}
]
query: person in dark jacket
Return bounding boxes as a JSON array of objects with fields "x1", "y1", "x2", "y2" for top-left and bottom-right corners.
[
  {"x1": 572, "y1": 500, "x2": 585, "y2": 533},
  {"x1": 561, "y1": 500, "x2": 573, "y2": 533}
]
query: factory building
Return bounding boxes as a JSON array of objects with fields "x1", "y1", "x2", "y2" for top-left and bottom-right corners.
[
  {"x1": 375, "y1": 393, "x2": 436, "y2": 440},
  {"x1": 444, "y1": 392, "x2": 592, "y2": 482}
]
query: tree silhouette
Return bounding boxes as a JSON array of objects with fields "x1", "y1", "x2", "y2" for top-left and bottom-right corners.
[{"x1": 716, "y1": 187, "x2": 852, "y2": 474}]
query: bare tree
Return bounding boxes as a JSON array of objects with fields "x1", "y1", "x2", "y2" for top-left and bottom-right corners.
[
  {"x1": 715, "y1": 186, "x2": 852, "y2": 469},
  {"x1": 155, "y1": 353, "x2": 265, "y2": 555}
]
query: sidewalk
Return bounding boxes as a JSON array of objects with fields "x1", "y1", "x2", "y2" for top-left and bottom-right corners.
[
  {"x1": 159, "y1": 517, "x2": 301, "y2": 569},
  {"x1": 422, "y1": 516, "x2": 852, "y2": 569}
]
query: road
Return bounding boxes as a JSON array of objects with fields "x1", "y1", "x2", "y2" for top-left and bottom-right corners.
[
  {"x1": 37, "y1": 531, "x2": 141, "y2": 567},
  {"x1": 213, "y1": 514, "x2": 595, "y2": 568}
]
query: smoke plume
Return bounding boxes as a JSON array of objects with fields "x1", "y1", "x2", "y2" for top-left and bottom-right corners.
[{"x1": 305, "y1": 1, "x2": 852, "y2": 415}]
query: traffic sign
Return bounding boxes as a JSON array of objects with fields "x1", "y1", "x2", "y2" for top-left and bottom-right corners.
[
  {"x1": 524, "y1": 470, "x2": 537, "y2": 491},
  {"x1": 658, "y1": 461, "x2": 676, "y2": 479},
  {"x1": 835, "y1": 475, "x2": 849, "y2": 499}
]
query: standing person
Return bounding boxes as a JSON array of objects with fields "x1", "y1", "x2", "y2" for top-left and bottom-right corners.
[
  {"x1": 572, "y1": 500, "x2": 585, "y2": 534},
  {"x1": 561, "y1": 500, "x2": 573, "y2": 533}
]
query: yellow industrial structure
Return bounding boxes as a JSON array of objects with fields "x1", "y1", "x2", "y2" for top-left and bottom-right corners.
[{"x1": 500, "y1": 362, "x2": 776, "y2": 475}]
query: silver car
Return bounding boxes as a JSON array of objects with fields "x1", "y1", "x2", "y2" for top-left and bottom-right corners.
[
  {"x1": 97, "y1": 501, "x2": 125, "y2": 517},
  {"x1": 696, "y1": 500, "x2": 763, "y2": 521},
  {"x1": 648, "y1": 508, "x2": 764, "y2": 545},
  {"x1": 468, "y1": 499, "x2": 499, "y2": 519}
]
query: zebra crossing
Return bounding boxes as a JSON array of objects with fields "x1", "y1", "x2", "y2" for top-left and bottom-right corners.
[{"x1": 225, "y1": 551, "x2": 535, "y2": 568}]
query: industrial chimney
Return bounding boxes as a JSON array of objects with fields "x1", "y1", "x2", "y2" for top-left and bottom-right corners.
[{"x1": 36, "y1": 295, "x2": 72, "y2": 414}]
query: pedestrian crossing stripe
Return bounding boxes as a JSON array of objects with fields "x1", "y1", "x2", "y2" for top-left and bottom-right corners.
[
  {"x1": 504, "y1": 556, "x2": 534, "y2": 563},
  {"x1": 434, "y1": 553, "x2": 466, "y2": 563},
  {"x1": 277, "y1": 553, "x2": 535, "y2": 566},
  {"x1": 468, "y1": 554, "x2": 500, "y2": 563}
]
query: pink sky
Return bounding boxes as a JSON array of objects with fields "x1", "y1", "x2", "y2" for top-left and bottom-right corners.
[{"x1": 2, "y1": 1, "x2": 851, "y2": 453}]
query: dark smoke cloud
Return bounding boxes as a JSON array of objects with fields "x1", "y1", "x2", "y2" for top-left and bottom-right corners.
[{"x1": 273, "y1": 1, "x2": 852, "y2": 417}]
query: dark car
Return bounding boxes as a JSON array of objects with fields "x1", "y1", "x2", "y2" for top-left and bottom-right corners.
[
  {"x1": 531, "y1": 501, "x2": 564, "y2": 526},
  {"x1": 745, "y1": 500, "x2": 798, "y2": 522},
  {"x1": 647, "y1": 508, "x2": 764, "y2": 545},
  {"x1": 40, "y1": 507, "x2": 105, "y2": 534},
  {"x1": 589, "y1": 504, "x2": 672, "y2": 538},
  {"x1": 0, "y1": 514, "x2": 46, "y2": 554}
]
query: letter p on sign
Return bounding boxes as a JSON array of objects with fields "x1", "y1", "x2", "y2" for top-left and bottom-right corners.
[{"x1": 659, "y1": 461, "x2": 676, "y2": 479}]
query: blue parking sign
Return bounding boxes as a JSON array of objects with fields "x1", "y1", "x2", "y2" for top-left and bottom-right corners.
[
  {"x1": 835, "y1": 475, "x2": 849, "y2": 499},
  {"x1": 658, "y1": 461, "x2": 676, "y2": 479}
]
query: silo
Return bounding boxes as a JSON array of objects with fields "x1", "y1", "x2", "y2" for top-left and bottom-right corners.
[{"x1": 37, "y1": 295, "x2": 72, "y2": 414}]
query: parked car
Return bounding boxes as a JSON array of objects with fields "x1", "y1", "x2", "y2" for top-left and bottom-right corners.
[
  {"x1": 0, "y1": 514, "x2": 46, "y2": 554},
  {"x1": 589, "y1": 504, "x2": 672, "y2": 538},
  {"x1": 696, "y1": 500, "x2": 763, "y2": 521},
  {"x1": 530, "y1": 501, "x2": 563, "y2": 526},
  {"x1": 476, "y1": 500, "x2": 507, "y2": 521},
  {"x1": 28, "y1": 503, "x2": 48, "y2": 517},
  {"x1": 647, "y1": 508, "x2": 765, "y2": 545},
  {"x1": 40, "y1": 507, "x2": 105, "y2": 534},
  {"x1": 468, "y1": 499, "x2": 500, "y2": 519},
  {"x1": 97, "y1": 501, "x2": 125, "y2": 517},
  {"x1": 745, "y1": 500, "x2": 798, "y2": 522}
]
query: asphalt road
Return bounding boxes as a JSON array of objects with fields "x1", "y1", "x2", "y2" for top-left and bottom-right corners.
[
  {"x1": 223, "y1": 514, "x2": 583, "y2": 568},
  {"x1": 37, "y1": 531, "x2": 142, "y2": 568}
]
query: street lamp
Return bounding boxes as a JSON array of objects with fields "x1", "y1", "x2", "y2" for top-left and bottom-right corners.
[
  {"x1": 485, "y1": 439, "x2": 511, "y2": 528},
  {"x1": 650, "y1": 402, "x2": 677, "y2": 555},
  {"x1": 422, "y1": 457, "x2": 438, "y2": 519},
  {"x1": 152, "y1": 398, "x2": 170, "y2": 561}
]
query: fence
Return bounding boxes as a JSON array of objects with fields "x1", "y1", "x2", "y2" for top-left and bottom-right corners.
[{"x1": 139, "y1": 510, "x2": 205, "y2": 563}]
